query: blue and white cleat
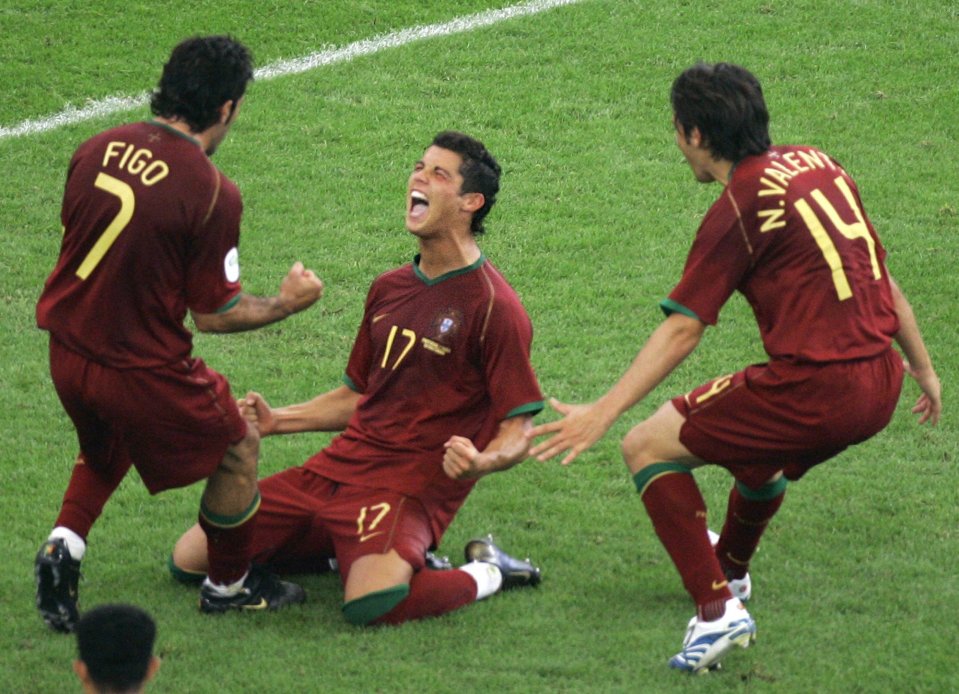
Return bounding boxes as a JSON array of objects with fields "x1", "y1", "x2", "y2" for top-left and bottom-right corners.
[
  {"x1": 668, "y1": 597, "x2": 756, "y2": 674},
  {"x1": 708, "y1": 529, "x2": 752, "y2": 602}
]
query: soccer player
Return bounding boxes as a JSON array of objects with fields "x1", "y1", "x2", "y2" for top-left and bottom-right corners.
[
  {"x1": 528, "y1": 62, "x2": 941, "y2": 673},
  {"x1": 35, "y1": 36, "x2": 324, "y2": 632},
  {"x1": 74, "y1": 604, "x2": 160, "y2": 693},
  {"x1": 170, "y1": 131, "x2": 545, "y2": 626}
]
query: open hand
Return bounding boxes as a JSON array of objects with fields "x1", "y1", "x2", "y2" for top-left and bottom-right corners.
[{"x1": 527, "y1": 397, "x2": 615, "y2": 465}]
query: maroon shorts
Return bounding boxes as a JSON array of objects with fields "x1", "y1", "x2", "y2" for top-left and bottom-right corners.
[
  {"x1": 672, "y1": 349, "x2": 903, "y2": 488},
  {"x1": 49, "y1": 338, "x2": 247, "y2": 494},
  {"x1": 250, "y1": 467, "x2": 435, "y2": 584}
]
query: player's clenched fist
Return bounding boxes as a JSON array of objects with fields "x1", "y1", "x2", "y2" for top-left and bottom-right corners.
[
  {"x1": 279, "y1": 261, "x2": 324, "y2": 315},
  {"x1": 442, "y1": 435, "x2": 482, "y2": 480},
  {"x1": 237, "y1": 391, "x2": 277, "y2": 436}
]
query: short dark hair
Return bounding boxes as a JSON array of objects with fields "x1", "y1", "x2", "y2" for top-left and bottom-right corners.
[
  {"x1": 430, "y1": 130, "x2": 501, "y2": 236},
  {"x1": 76, "y1": 604, "x2": 156, "y2": 692},
  {"x1": 671, "y1": 62, "x2": 771, "y2": 163},
  {"x1": 150, "y1": 35, "x2": 254, "y2": 133}
]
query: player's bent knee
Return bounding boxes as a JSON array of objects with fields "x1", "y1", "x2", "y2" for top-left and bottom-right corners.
[
  {"x1": 341, "y1": 585, "x2": 410, "y2": 626},
  {"x1": 167, "y1": 554, "x2": 206, "y2": 585},
  {"x1": 621, "y1": 425, "x2": 656, "y2": 472},
  {"x1": 222, "y1": 427, "x2": 261, "y2": 478}
]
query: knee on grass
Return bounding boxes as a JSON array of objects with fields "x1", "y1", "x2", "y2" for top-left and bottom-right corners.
[{"x1": 341, "y1": 585, "x2": 410, "y2": 626}]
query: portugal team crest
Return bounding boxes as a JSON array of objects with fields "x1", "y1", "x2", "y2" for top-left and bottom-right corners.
[
  {"x1": 422, "y1": 307, "x2": 463, "y2": 356},
  {"x1": 429, "y1": 307, "x2": 463, "y2": 344}
]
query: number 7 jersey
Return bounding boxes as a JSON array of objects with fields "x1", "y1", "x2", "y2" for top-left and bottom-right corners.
[
  {"x1": 36, "y1": 121, "x2": 243, "y2": 368},
  {"x1": 663, "y1": 145, "x2": 899, "y2": 363}
]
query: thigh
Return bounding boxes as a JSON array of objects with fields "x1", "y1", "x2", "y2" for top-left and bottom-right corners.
[
  {"x1": 672, "y1": 354, "x2": 902, "y2": 485},
  {"x1": 49, "y1": 339, "x2": 133, "y2": 479},
  {"x1": 100, "y1": 358, "x2": 246, "y2": 493},
  {"x1": 323, "y1": 485, "x2": 434, "y2": 584},
  {"x1": 250, "y1": 467, "x2": 336, "y2": 573}
]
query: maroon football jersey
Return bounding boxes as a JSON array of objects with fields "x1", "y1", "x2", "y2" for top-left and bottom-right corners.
[
  {"x1": 664, "y1": 146, "x2": 899, "y2": 363},
  {"x1": 37, "y1": 121, "x2": 243, "y2": 368},
  {"x1": 306, "y1": 255, "x2": 544, "y2": 533}
]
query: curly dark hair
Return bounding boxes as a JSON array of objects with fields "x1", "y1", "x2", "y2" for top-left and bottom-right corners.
[
  {"x1": 150, "y1": 36, "x2": 254, "y2": 133},
  {"x1": 430, "y1": 131, "x2": 501, "y2": 236},
  {"x1": 671, "y1": 62, "x2": 771, "y2": 163}
]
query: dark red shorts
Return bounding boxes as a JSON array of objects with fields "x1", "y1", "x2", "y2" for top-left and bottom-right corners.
[
  {"x1": 250, "y1": 466, "x2": 435, "y2": 584},
  {"x1": 49, "y1": 338, "x2": 247, "y2": 494},
  {"x1": 672, "y1": 349, "x2": 903, "y2": 488}
]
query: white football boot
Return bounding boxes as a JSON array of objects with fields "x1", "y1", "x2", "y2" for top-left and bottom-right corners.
[{"x1": 668, "y1": 597, "x2": 756, "y2": 674}]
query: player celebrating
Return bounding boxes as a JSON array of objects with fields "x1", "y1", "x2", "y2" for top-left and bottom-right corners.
[
  {"x1": 529, "y1": 62, "x2": 940, "y2": 673},
  {"x1": 35, "y1": 35, "x2": 323, "y2": 632},
  {"x1": 170, "y1": 131, "x2": 544, "y2": 626}
]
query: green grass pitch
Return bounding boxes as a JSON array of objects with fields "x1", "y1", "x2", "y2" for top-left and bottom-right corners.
[{"x1": 1, "y1": 1, "x2": 956, "y2": 691}]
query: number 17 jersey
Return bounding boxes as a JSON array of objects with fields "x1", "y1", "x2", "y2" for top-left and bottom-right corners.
[
  {"x1": 664, "y1": 145, "x2": 899, "y2": 363},
  {"x1": 306, "y1": 255, "x2": 544, "y2": 528}
]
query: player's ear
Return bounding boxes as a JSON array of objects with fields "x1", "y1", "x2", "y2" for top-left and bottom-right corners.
[
  {"x1": 460, "y1": 191, "x2": 485, "y2": 214},
  {"x1": 146, "y1": 656, "x2": 162, "y2": 683},
  {"x1": 73, "y1": 660, "x2": 90, "y2": 685},
  {"x1": 218, "y1": 100, "x2": 235, "y2": 125}
]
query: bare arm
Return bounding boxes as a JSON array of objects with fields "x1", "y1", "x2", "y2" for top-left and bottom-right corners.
[
  {"x1": 240, "y1": 385, "x2": 362, "y2": 436},
  {"x1": 528, "y1": 312, "x2": 706, "y2": 464},
  {"x1": 192, "y1": 261, "x2": 323, "y2": 333},
  {"x1": 888, "y1": 274, "x2": 941, "y2": 425},
  {"x1": 442, "y1": 415, "x2": 534, "y2": 481}
]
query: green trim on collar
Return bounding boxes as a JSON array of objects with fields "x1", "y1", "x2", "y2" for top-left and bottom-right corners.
[
  {"x1": 148, "y1": 119, "x2": 201, "y2": 146},
  {"x1": 412, "y1": 253, "x2": 486, "y2": 286}
]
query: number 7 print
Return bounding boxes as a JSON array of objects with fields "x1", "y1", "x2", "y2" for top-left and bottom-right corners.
[{"x1": 75, "y1": 173, "x2": 135, "y2": 280}]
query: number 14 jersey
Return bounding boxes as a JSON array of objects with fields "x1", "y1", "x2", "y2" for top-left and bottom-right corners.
[{"x1": 664, "y1": 145, "x2": 899, "y2": 363}]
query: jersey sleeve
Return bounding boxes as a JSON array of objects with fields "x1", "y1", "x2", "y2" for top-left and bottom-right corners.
[
  {"x1": 664, "y1": 194, "x2": 753, "y2": 325},
  {"x1": 343, "y1": 282, "x2": 379, "y2": 393},
  {"x1": 480, "y1": 292, "x2": 544, "y2": 422},
  {"x1": 185, "y1": 171, "x2": 243, "y2": 314}
]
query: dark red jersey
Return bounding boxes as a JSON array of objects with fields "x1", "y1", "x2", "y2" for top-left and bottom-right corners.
[
  {"x1": 664, "y1": 146, "x2": 899, "y2": 363},
  {"x1": 306, "y1": 255, "x2": 543, "y2": 533},
  {"x1": 37, "y1": 121, "x2": 243, "y2": 368}
]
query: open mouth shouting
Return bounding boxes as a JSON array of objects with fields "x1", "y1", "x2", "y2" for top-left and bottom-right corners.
[{"x1": 408, "y1": 190, "x2": 429, "y2": 224}]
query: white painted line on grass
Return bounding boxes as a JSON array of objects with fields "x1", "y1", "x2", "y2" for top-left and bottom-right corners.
[{"x1": 1, "y1": 0, "x2": 584, "y2": 141}]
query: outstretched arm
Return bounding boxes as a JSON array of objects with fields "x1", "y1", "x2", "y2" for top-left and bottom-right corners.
[
  {"x1": 442, "y1": 415, "x2": 533, "y2": 481},
  {"x1": 528, "y1": 312, "x2": 706, "y2": 465},
  {"x1": 192, "y1": 261, "x2": 323, "y2": 333},
  {"x1": 239, "y1": 385, "x2": 362, "y2": 436},
  {"x1": 888, "y1": 274, "x2": 940, "y2": 425}
]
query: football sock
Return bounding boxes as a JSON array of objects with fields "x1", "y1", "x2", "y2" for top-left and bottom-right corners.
[
  {"x1": 344, "y1": 585, "x2": 411, "y2": 625},
  {"x1": 459, "y1": 561, "x2": 504, "y2": 599},
  {"x1": 201, "y1": 572, "x2": 248, "y2": 596},
  {"x1": 372, "y1": 569, "x2": 479, "y2": 626},
  {"x1": 635, "y1": 464, "x2": 732, "y2": 622},
  {"x1": 198, "y1": 491, "x2": 260, "y2": 586},
  {"x1": 49, "y1": 526, "x2": 87, "y2": 561},
  {"x1": 54, "y1": 454, "x2": 131, "y2": 539},
  {"x1": 167, "y1": 554, "x2": 206, "y2": 585},
  {"x1": 716, "y1": 477, "x2": 787, "y2": 580}
]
